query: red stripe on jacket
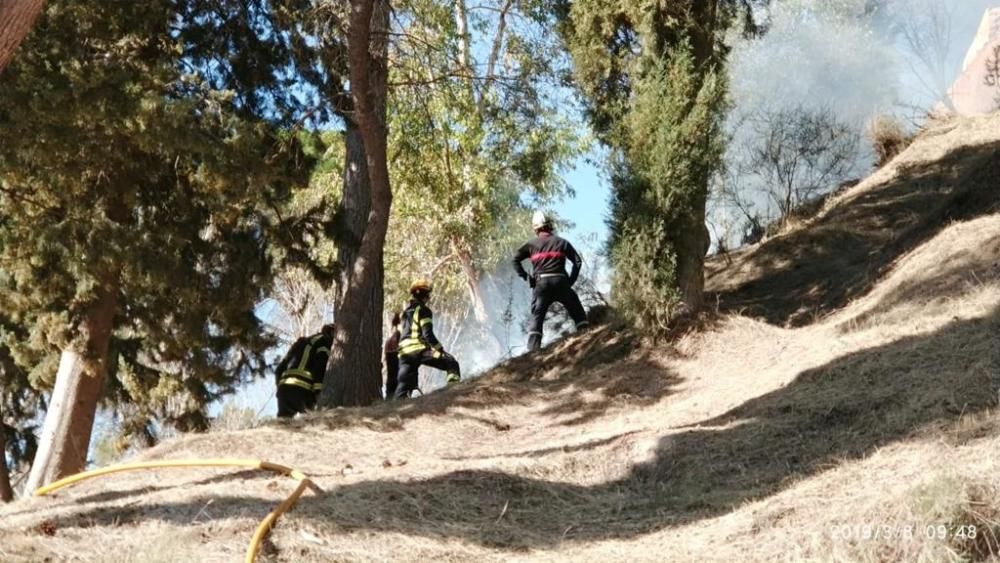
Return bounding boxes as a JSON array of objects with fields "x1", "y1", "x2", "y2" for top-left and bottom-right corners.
[{"x1": 530, "y1": 251, "x2": 564, "y2": 262}]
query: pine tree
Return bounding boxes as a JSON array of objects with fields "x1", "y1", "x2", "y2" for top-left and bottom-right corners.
[
  {"x1": 0, "y1": 0, "x2": 316, "y2": 489},
  {"x1": 317, "y1": 0, "x2": 393, "y2": 407}
]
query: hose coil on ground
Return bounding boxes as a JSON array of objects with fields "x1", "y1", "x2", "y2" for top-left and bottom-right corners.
[{"x1": 34, "y1": 458, "x2": 320, "y2": 563}]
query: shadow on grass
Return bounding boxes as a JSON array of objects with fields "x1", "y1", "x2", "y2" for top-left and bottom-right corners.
[
  {"x1": 26, "y1": 309, "x2": 999, "y2": 552},
  {"x1": 405, "y1": 323, "x2": 684, "y2": 428},
  {"x1": 45, "y1": 494, "x2": 275, "y2": 530},
  {"x1": 441, "y1": 430, "x2": 641, "y2": 462},
  {"x1": 707, "y1": 139, "x2": 1000, "y2": 327},
  {"x1": 280, "y1": 306, "x2": 999, "y2": 549},
  {"x1": 272, "y1": 323, "x2": 686, "y2": 434},
  {"x1": 838, "y1": 229, "x2": 1000, "y2": 332}
]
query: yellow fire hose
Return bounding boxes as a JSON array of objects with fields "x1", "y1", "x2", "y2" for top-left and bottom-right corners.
[{"x1": 34, "y1": 458, "x2": 320, "y2": 563}]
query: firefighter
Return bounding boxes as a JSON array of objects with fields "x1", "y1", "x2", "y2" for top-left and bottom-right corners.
[
  {"x1": 512, "y1": 210, "x2": 589, "y2": 351},
  {"x1": 383, "y1": 312, "x2": 401, "y2": 400},
  {"x1": 395, "y1": 279, "x2": 461, "y2": 399},
  {"x1": 275, "y1": 323, "x2": 334, "y2": 418}
]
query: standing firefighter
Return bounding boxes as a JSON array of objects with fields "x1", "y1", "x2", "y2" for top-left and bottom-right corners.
[
  {"x1": 513, "y1": 210, "x2": 589, "y2": 351},
  {"x1": 275, "y1": 323, "x2": 335, "y2": 418},
  {"x1": 395, "y1": 279, "x2": 461, "y2": 399}
]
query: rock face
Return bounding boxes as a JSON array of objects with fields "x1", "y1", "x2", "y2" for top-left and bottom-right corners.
[{"x1": 949, "y1": 7, "x2": 1000, "y2": 115}]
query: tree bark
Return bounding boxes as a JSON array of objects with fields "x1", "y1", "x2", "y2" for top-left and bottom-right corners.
[
  {"x1": 336, "y1": 123, "x2": 372, "y2": 309},
  {"x1": 454, "y1": 0, "x2": 472, "y2": 83},
  {"x1": 0, "y1": 426, "x2": 13, "y2": 502},
  {"x1": 451, "y1": 235, "x2": 488, "y2": 324},
  {"x1": 670, "y1": 190, "x2": 710, "y2": 314},
  {"x1": 319, "y1": 0, "x2": 391, "y2": 408},
  {"x1": 25, "y1": 273, "x2": 118, "y2": 491},
  {"x1": 669, "y1": 0, "x2": 719, "y2": 316},
  {"x1": 0, "y1": 0, "x2": 45, "y2": 74}
]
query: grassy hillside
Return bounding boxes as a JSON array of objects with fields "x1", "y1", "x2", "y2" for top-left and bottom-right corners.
[{"x1": 2, "y1": 113, "x2": 1000, "y2": 563}]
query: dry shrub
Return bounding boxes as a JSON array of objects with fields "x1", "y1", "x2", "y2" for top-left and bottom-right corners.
[{"x1": 866, "y1": 114, "x2": 914, "y2": 167}]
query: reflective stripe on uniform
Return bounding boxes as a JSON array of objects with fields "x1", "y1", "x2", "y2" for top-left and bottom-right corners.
[
  {"x1": 278, "y1": 375, "x2": 314, "y2": 391},
  {"x1": 279, "y1": 333, "x2": 328, "y2": 390},
  {"x1": 282, "y1": 368, "x2": 313, "y2": 379},
  {"x1": 399, "y1": 304, "x2": 427, "y2": 355}
]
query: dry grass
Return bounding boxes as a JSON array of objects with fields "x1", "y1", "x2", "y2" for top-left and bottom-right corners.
[
  {"x1": 867, "y1": 114, "x2": 914, "y2": 168},
  {"x1": 3, "y1": 114, "x2": 1000, "y2": 562},
  {"x1": 706, "y1": 113, "x2": 1000, "y2": 326}
]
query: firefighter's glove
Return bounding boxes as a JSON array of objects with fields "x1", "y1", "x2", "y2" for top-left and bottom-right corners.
[
  {"x1": 446, "y1": 372, "x2": 461, "y2": 385},
  {"x1": 432, "y1": 348, "x2": 443, "y2": 359}
]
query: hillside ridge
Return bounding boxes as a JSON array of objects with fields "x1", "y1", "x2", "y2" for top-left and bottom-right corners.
[{"x1": 3, "y1": 113, "x2": 1000, "y2": 563}]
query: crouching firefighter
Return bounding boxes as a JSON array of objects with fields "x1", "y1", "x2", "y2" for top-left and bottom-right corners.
[
  {"x1": 275, "y1": 323, "x2": 335, "y2": 418},
  {"x1": 513, "y1": 210, "x2": 589, "y2": 351},
  {"x1": 394, "y1": 279, "x2": 461, "y2": 399}
]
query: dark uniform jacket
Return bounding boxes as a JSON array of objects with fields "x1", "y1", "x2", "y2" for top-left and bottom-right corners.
[
  {"x1": 398, "y1": 299, "x2": 442, "y2": 356},
  {"x1": 275, "y1": 333, "x2": 331, "y2": 393},
  {"x1": 512, "y1": 231, "x2": 582, "y2": 284}
]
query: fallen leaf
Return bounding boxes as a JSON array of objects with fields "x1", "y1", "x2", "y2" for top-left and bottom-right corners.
[{"x1": 37, "y1": 520, "x2": 57, "y2": 537}]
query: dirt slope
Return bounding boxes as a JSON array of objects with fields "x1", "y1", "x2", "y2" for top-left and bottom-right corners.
[
  {"x1": 3, "y1": 114, "x2": 1000, "y2": 563},
  {"x1": 707, "y1": 114, "x2": 1000, "y2": 326}
]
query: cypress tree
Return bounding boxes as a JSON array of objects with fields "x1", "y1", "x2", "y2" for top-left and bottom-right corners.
[{"x1": 554, "y1": 1, "x2": 757, "y2": 329}]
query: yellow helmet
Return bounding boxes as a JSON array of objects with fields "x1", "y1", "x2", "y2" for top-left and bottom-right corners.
[{"x1": 409, "y1": 278, "x2": 433, "y2": 294}]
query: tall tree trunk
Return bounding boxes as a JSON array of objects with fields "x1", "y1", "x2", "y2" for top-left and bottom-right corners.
[
  {"x1": 452, "y1": 0, "x2": 491, "y2": 329},
  {"x1": 451, "y1": 235, "x2": 488, "y2": 324},
  {"x1": 670, "y1": 1, "x2": 719, "y2": 316},
  {"x1": 453, "y1": 0, "x2": 472, "y2": 83},
  {"x1": 25, "y1": 274, "x2": 118, "y2": 491},
  {"x1": 319, "y1": 0, "x2": 391, "y2": 408},
  {"x1": 0, "y1": 0, "x2": 44, "y2": 74},
  {"x1": 670, "y1": 191, "x2": 710, "y2": 314},
  {"x1": 0, "y1": 425, "x2": 13, "y2": 502},
  {"x1": 324, "y1": 123, "x2": 384, "y2": 405},
  {"x1": 336, "y1": 124, "x2": 372, "y2": 309}
]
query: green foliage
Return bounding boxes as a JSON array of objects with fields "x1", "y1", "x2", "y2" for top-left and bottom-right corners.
[
  {"x1": 608, "y1": 48, "x2": 733, "y2": 330},
  {"x1": 556, "y1": 1, "x2": 741, "y2": 329},
  {"x1": 620, "y1": 51, "x2": 728, "y2": 224},
  {"x1": 0, "y1": 319, "x2": 40, "y2": 475},
  {"x1": 0, "y1": 0, "x2": 315, "y2": 438},
  {"x1": 383, "y1": 0, "x2": 582, "y2": 335}
]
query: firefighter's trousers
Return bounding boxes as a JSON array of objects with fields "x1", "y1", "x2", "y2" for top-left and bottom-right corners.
[
  {"x1": 394, "y1": 349, "x2": 461, "y2": 399},
  {"x1": 528, "y1": 274, "x2": 589, "y2": 351}
]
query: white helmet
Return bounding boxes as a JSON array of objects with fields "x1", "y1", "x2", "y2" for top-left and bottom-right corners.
[{"x1": 531, "y1": 210, "x2": 552, "y2": 231}]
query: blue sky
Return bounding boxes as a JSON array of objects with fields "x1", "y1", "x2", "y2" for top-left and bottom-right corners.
[{"x1": 561, "y1": 153, "x2": 611, "y2": 245}]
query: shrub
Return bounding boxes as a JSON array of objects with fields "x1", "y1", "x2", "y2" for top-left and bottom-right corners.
[{"x1": 867, "y1": 114, "x2": 913, "y2": 167}]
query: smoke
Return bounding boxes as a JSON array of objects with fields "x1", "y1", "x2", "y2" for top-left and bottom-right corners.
[
  {"x1": 711, "y1": 0, "x2": 999, "y2": 248},
  {"x1": 421, "y1": 235, "x2": 611, "y2": 390}
]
